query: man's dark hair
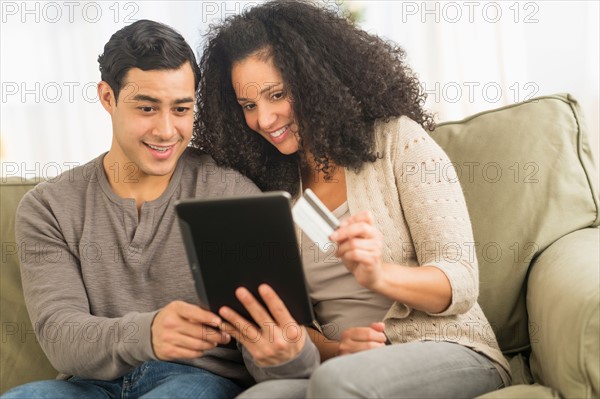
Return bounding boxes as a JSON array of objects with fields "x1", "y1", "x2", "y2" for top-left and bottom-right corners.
[{"x1": 98, "y1": 19, "x2": 201, "y2": 102}]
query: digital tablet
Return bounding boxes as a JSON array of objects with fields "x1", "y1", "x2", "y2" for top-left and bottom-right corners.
[{"x1": 175, "y1": 192, "x2": 316, "y2": 326}]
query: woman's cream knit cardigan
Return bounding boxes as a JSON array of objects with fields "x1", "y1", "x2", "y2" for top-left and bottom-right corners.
[{"x1": 342, "y1": 116, "x2": 510, "y2": 379}]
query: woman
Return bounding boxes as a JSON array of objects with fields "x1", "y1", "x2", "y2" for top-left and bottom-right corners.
[{"x1": 193, "y1": 1, "x2": 511, "y2": 397}]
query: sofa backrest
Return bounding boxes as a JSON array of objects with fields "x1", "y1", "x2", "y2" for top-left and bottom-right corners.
[{"x1": 431, "y1": 93, "x2": 599, "y2": 353}]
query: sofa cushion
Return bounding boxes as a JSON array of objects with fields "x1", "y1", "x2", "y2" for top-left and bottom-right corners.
[
  {"x1": 1, "y1": 178, "x2": 57, "y2": 394},
  {"x1": 431, "y1": 93, "x2": 599, "y2": 353},
  {"x1": 476, "y1": 384, "x2": 561, "y2": 399}
]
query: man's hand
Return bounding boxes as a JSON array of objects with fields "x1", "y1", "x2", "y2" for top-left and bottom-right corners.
[
  {"x1": 151, "y1": 300, "x2": 230, "y2": 361},
  {"x1": 339, "y1": 322, "x2": 387, "y2": 355},
  {"x1": 219, "y1": 284, "x2": 306, "y2": 366}
]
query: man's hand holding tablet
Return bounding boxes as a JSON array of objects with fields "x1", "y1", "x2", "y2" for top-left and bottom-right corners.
[{"x1": 175, "y1": 189, "x2": 340, "y2": 366}]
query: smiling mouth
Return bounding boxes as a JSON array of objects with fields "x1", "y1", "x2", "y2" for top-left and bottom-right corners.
[
  {"x1": 144, "y1": 142, "x2": 175, "y2": 153},
  {"x1": 269, "y1": 125, "x2": 289, "y2": 138}
]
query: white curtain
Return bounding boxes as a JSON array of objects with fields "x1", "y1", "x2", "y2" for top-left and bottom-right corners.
[
  {"x1": 1, "y1": 1, "x2": 598, "y2": 177},
  {"x1": 355, "y1": 0, "x2": 599, "y2": 162}
]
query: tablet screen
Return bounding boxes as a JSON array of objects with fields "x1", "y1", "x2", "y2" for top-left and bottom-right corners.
[{"x1": 175, "y1": 192, "x2": 316, "y2": 326}]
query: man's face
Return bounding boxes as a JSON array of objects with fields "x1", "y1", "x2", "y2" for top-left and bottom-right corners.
[{"x1": 99, "y1": 62, "x2": 196, "y2": 180}]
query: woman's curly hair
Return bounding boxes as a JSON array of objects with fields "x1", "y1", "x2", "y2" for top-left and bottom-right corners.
[{"x1": 192, "y1": 0, "x2": 435, "y2": 196}]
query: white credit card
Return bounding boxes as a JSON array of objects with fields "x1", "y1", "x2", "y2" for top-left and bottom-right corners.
[{"x1": 292, "y1": 188, "x2": 340, "y2": 252}]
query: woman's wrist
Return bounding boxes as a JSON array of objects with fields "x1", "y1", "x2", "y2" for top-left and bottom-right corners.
[
  {"x1": 370, "y1": 263, "x2": 453, "y2": 314},
  {"x1": 370, "y1": 262, "x2": 398, "y2": 297},
  {"x1": 307, "y1": 327, "x2": 341, "y2": 362}
]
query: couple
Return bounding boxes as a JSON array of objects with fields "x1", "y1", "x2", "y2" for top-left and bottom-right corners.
[{"x1": 5, "y1": 1, "x2": 510, "y2": 398}]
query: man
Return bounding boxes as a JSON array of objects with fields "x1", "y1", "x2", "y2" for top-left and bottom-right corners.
[{"x1": 3, "y1": 20, "x2": 260, "y2": 398}]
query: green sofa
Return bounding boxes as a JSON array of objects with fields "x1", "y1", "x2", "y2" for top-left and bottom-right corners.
[{"x1": 1, "y1": 93, "x2": 598, "y2": 397}]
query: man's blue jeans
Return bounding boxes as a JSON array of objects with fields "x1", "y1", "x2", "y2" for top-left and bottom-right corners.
[{"x1": 2, "y1": 360, "x2": 243, "y2": 398}]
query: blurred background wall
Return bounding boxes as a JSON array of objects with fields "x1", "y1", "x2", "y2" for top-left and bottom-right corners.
[{"x1": 1, "y1": 0, "x2": 598, "y2": 178}]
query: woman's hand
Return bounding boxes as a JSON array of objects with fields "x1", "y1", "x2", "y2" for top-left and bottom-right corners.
[
  {"x1": 330, "y1": 210, "x2": 385, "y2": 291},
  {"x1": 219, "y1": 284, "x2": 306, "y2": 366},
  {"x1": 332, "y1": 211, "x2": 453, "y2": 314},
  {"x1": 339, "y1": 322, "x2": 387, "y2": 355}
]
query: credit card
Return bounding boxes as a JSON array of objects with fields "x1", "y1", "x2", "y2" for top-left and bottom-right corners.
[{"x1": 292, "y1": 188, "x2": 340, "y2": 252}]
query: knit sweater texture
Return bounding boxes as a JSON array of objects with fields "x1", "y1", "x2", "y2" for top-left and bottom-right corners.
[
  {"x1": 15, "y1": 149, "x2": 268, "y2": 385},
  {"x1": 343, "y1": 116, "x2": 511, "y2": 381}
]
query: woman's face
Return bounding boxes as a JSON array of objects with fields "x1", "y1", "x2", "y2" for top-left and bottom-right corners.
[{"x1": 231, "y1": 54, "x2": 300, "y2": 155}]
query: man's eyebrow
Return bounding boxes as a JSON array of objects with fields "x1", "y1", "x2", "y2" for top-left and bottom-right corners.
[
  {"x1": 237, "y1": 83, "x2": 281, "y2": 102},
  {"x1": 132, "y1": 94, "x2": 160, "y2": 103},
  {"x1": 131, "y1": 94, "x2": 194, "y2": 105},
  {"x1": 174, "y1": 97, "x2": 194, "y2": 105}
]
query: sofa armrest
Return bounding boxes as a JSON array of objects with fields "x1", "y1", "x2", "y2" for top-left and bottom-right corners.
[
  {"x1": 527, "y1": 227, "x2": 599, "y2": 398},
  {"x1": 1, "y1": 179, "x2": 57, "y2": 394}
]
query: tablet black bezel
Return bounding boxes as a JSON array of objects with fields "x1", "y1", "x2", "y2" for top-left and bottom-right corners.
[{"x1": 175, "y1": 192, "x2": 316, "y2": 327}]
